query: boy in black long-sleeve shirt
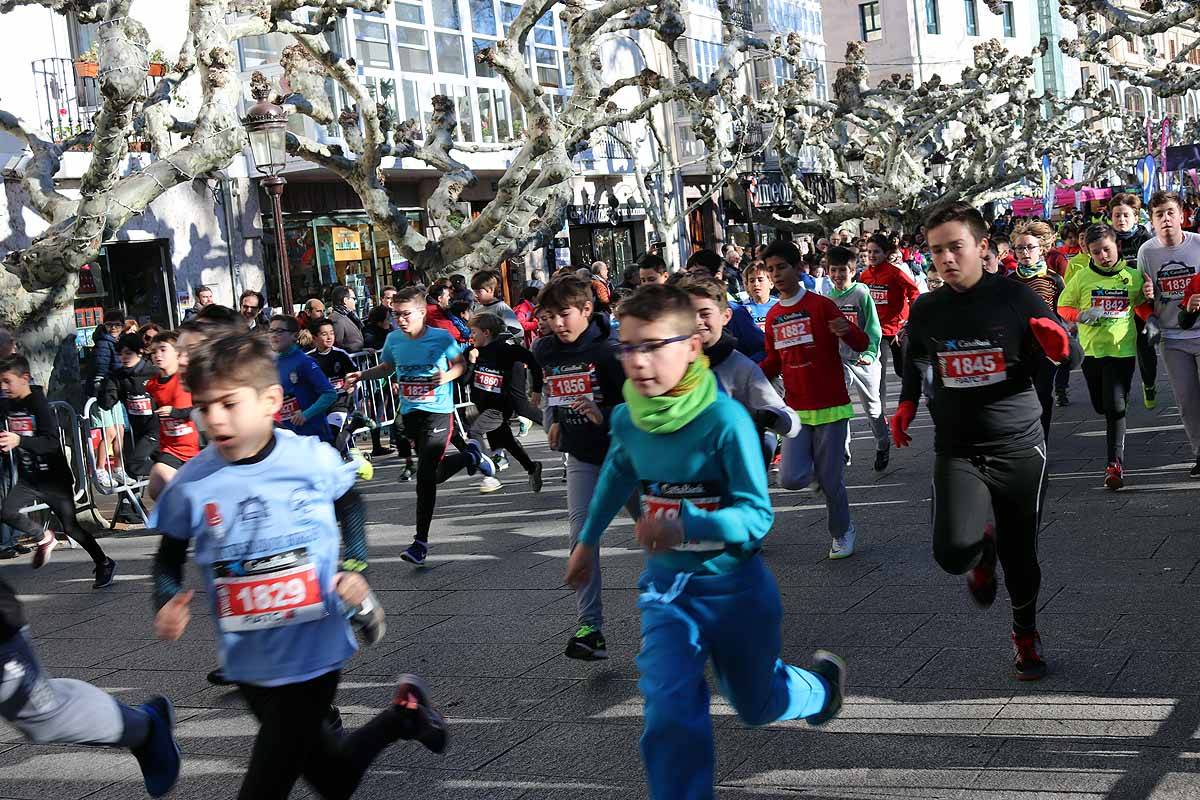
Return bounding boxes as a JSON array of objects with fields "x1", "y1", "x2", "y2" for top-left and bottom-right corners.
[
  {"x1": 0, "y1": 355, "x2": 116, "y2": 587},
  {"x1": 98, "y1": 334, "x2": 161, "y2": 480},
  {"x1": 467, "y1": 313, "x2": 544, "y2": 494}
]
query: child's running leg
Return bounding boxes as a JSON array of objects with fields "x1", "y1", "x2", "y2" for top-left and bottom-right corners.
[
  {"x1": 41, "y1": 481, "x2": 109, "y2": 566},
  {"x1": 564, "y1": 456, "x2": 605, "y2": 659},
  {"x1": 777, "y1": 425, "x2": 815, "y2": 490},
  {"x1": 334, "y1": 488, "x2": 368, "y2": 570},
  {"x1": 810, "y1": 419, "x2": 853, "y2": 540},
  {"x1": 489, "y1": 422, "x2": 536, "y2": 472}
]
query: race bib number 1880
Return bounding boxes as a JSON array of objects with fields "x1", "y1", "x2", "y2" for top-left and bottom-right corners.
[
  {"x1": 213, "y1": 548, "x2": 326, "y2": 632},
  {"x1": 937, "y1": 347, "x2": 1007, "y2": 388}
]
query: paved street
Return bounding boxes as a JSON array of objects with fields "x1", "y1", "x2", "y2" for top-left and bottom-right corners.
[{"x1": 3, "y1": 370, "x2": 1200, "y2": 799}]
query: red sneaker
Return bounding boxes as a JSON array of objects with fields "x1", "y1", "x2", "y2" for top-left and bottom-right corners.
[
  {"x1": 32, "y1": 531, "x2": 57, "y2": 569},
  {"x1": 1104, "y1": 461, "x2": 1123, "y2": 491},
  {"x1": 966, "y1": 524, "x2": 997, "y2": 608},
  {"x1": 1011, "y1": 629, "x2": 1047, "y2": 681}
]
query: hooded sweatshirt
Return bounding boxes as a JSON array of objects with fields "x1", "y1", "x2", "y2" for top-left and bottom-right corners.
[
  {"x1": 98, "y1": 357, "x2": 160, "y2": 442},
  {"x1": 705, "y1": 332, "x2": 797, "y2": 437},
  {"x1": 533, "y1": 313, "x2": 625, "y2": 465}
]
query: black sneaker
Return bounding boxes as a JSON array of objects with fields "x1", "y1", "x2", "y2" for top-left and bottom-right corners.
[
  {"x1": 873, "y1": 449, "x2": 889, "y2": 472},
  {"x1": 1190, "y1": 460, "x2": 1200, "y2": 479},
  {"x1": 93, "y1": 558, "x2": 116, "y2": 589},
  {"x1": 206, "y1": 668, "x2": 233, "y2": 686},
  {"x1": 528, "y1": 462, "x2": 544, "y2": 493},
  {"x1": 564, "y1": 624, "x2": 608, "y2": 660},
  {"x1": 397, "y1": 463, "x2": 415, "y2": 482},
  {"x1": 369, "y1": 446, "x2": 395, "y2": 458},
  {"x1": 1055, "y1": 388, "x2": 1070, "y2": 407},
  {"x1": 392, "y1": 674, "x2": 448, "y2": 753},
  {"x1": 0, "y1": 548, "x2": 16, "y2": 560},
  {"x1": 806, "y1": 650, "x2": 846, "y2": 726},
  {"x1": 400, "y1": 540, "x2": 428, "y2": 566},
  {"x1": 131, "y1": 694, "x2": 181, "y2": 798}
]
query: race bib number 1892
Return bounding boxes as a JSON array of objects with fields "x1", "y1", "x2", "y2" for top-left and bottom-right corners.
[{"x1": 937, "y1": 347, "x2": 1007, "y2": 388}]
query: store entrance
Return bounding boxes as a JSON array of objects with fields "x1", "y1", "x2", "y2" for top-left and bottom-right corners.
[{"x1": 101, "y1": 240, "x2": 176, "y2": 325}]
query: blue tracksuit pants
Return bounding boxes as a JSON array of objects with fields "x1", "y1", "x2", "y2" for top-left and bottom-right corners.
[{"x1": 636, "y1": 554, "x2": 828, "y2": 800}]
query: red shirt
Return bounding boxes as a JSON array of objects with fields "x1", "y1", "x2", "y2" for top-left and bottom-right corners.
[
  {"x1": 859, "y1": 263, "x2": 919, "y2": 338},
  {"x1": 1044, "y1": 249, "x2": 1068, "y2": 277},
  {"x1": 760, "y1": 290, "x2": 869, "y2": 413},
  {"x1": 145, "y1": 372, "x2": 200, "y2": 462}
]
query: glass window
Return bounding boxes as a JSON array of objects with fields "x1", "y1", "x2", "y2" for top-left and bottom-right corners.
[
  {"x1": 473, "y1": 38, "x2": 496, "y2": 77},
  {"x1": 495, "y1": 87, "x2": 511, "y2": 139},
  {"x1": 559, "y1": 14, "x2": 569, "y2": 46},
  {"x1": 509, "y1": 93, "x2": 525, "y2": 136},
  {"x1": 455, "y1": 86, "x2": 475, "y2": 142},
  {"x1": 535, "y1": 46, "x2": 557, "y2": 65},
  {"x1": 470, "y1": 0, "x2": 497, "y2": 35},
  {"x1": 500, "y1": 1, "x2": 520, "y2": 33},
  {"x1": 435, "y1": 32, "x2": 467, "y2": 74},
  {"x1": 396, "y1": 26, "x2": 433, "y2": 72},
  {"x1": 859, "y1": 1, "x2": 881, "y2": 41},
  {"x1": 433, "y1": 0, "x2": 461, "y2": 28},
  {"x1": 964, "y1": 0, "x2": 977, "y2": 36},
  {"x1": 394, "y1": 0, "x2": 423, "y2": 23},
  {"x1": 477, "y1": 87, "x2": 495, "y2": 142},
  {"x1": 356, "y1": 21, "x2": 393, "y2": 69},
  {"x1": 241, "y1": 32, "x2": 291, "y2": 68},
  {"x1": 535, "y1": 26, "x2": 556, "y2": 45},
  {"x1": 1001, "y1": 1, "x2": 1014, "y2": 37},
  {"x1": 402, "y1": 78, "x2": 422, "y2": 134},
  {"x1": 925, "y1": 0, "x2": 939, "y2": 34},
  {"x1": 418, "y1": 81, "x2": 435, "y2": 132},
  {"x1": 564, "y1": 58, "x2": 573, "y2": 86}
]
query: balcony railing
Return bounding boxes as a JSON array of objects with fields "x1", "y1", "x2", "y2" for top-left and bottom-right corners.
[{"x1": 32, "y1": 57, "x2": 165, "y2": 150}]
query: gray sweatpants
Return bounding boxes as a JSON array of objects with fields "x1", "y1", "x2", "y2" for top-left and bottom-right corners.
[
  {"x1": 844, "y1": 360, "x2": 890, "y2": 457},
  {"x1": 1, "y1": 629, "x2": 143, "y2": 747},
  {"x1": 566, "y1": 455, "x2": 640, "y2": 630},
  {"x1": 778, "y1": 419, "x2": 854, "y2": 539},
  {"x1": 1162, "y1": 337, "x2": 1200, "y2": 459},
  {"x1": 469, "y1": 408, "x2": 506, "y2": 440}
]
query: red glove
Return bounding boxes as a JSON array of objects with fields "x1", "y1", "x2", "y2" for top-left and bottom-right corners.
[
  {"x1": 890, "y1": 400, "x2": 916, "y2": 448},
  {"x1": 1029, "y1": 317, "x2": 1069, "y2": 364}
]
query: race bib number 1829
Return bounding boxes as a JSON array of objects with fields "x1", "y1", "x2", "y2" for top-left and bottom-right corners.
[{"x1": 213, "y1": 548, "x2": 326, "y2": 632}]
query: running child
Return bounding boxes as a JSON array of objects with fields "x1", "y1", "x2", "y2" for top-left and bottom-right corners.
[
  {"x1": 533, "y1": 275, "x2": 627, "y2": 660},
  {"x1": 1010, "y1": 218, "x2": 1072, "y2": 422},
  {"x1": 145, "y1": 331, "x2": 200, "y2": 502},
  {"x1": 470, "y1": 270, "x2": 522, "y2": 336},
  {"x1": 0, "y1": 355, "x2": 116, "y2": 587},
  {"x1": 267, "y1": 315, "x2": 338, "y2": 442},
  {"x1": 151, "y1": 332, "x2": 446, "y2": 800},
  {"x1": 345, "y1": 287, "x2": 495, "y2": 566},
  {"x1": 741, "y1": 262, "x2": 779, "y2": 332},
  {"x1": 680, "y1": 277, "x2": 797, "y2": 465},
  {"x1": 1058, "y1": 224, "x2": 1151, "y2": 490},
  {"x1": 566, "y1": 284, "x2": 845, "y2": 800},
  {"x1": 760, "y1": 241, "x2": 870, "y2": 560},
  {"x1": 97, "y1": 333, "x2": 161, "y2": 480},
  {"x1": 892, "y1": 202, "x2": 1068, "y2": 681},
  {"x1": 826, "y1": 245, "x2": 890, "y2": 471},
  {"x1": 307, "y1": 318, "x2": 372, "y2": 480},
  {"x1": 860, "y1": 234, "x2": 920, "y2": 406},
  {"x1": 0, "y1": 574, "x2": 180, "y2": 797},
  {"x1": 1107, "y1": 193, "x2": 1158, "y2": 408},
  {"x1": 467, "y1": 313, "x2": 545, "y2": 494}
]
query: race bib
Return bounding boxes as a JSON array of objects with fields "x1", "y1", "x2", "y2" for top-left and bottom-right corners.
[
  {"x1": 839, "y1": 308, "x2": 859, "y2": 329},
  {"x1": 214, "y1": 548, "x2": 326, "y2": 632},
  {"x1": 1157, "y1": 265, "x2": 1195, "y2": 301},
  {"x1": 773, "y1": 312, "x2": 814, "y2": 349},
  {"x1": 281, "y1": 395, "x2": 301, "y2": 418},
  {"x1": 128, "y1": 395, "x2": 153, "y2": 416},
  {"x1": 545, "y1": 365, "x2": 594, "y2": 407},
  {"x1": 7, "y1": 415, "x2": 33, "y2": 435},
  {"x1": 640, "y1": 481, "x2": 725, "y2": 552},
  {"x1": 161, "y1": 418, "x2": 193, "y2": 438},
  {"x1": 473, "y1": 367, "x2": 504, "y2": 394},
  {"x1": 398, "y1": 375, "x2": 438, "y2": 403},
  {"x1": 869, "y1": 284, "x2": 889, "y2": 305},
  {"x1": 330, "y1": 377, "x2": 346, "y2": 391},
  {"x1": 1091, "y1": 289, "x2": 1130, "y2": 319},
  {"x1": 937, "y1": 346, "x2": 1007, "y2": 388}
]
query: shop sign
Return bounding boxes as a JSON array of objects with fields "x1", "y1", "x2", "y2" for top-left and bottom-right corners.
[
  {"x1": 387, "y1": 240, "x2": 409, "y2": 271},
  {"x1": 568, "y1": 203, "x2": 645, "y2": 226},
  {"x1": 741, "y1": 172, "x2": 836, "y2": 208},
  {"x1": 332, "y1": 227, "x2": 363, "y2": 261}
]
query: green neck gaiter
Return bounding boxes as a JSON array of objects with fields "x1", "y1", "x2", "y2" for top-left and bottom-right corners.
[{"x1": 623, "y1": 356, "x2": 717, "y2": 434}]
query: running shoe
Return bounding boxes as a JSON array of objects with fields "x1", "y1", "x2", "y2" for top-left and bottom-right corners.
[
  {"x1": 465, "y1": 440, "x2": 496, "y2": 478},
  {"x1": 0, "y1": 548, "x2": 14, "y2": 560},
  {"x1": 1143, "y1": 384, "x2": 1157, "y2": 410},
  {"x1": 479, "y1": 476, "x2": 503, "y2": 493},
  {"x1": 94, "y1": 469, "x2": 116, "y2": 492},
  {"x1": 967, "y1": 524, "x2": 998, "y2": 608},
  {"x1": 493, "y1": 451, "x2": 510, "y2": 472},
  {"x1": 828, "y1": 528, "x2": 856, "y2": 560},
  {"x1": 1104, "y1": 461, "x2": 1124, "y2": 491},
  {"x1": 346, "y1": 589, "x2": 387, "y2": 646},
  {"x1": 131, "y1": 694, "x2": 181, "y2": 798},
  {"x1": 565, "y1": 624, "x2": 608, "y2": 660},
  {"x1": 370, "y1": 445, "x2": 395, "y2": 458},
  {"x1": 93, "y1": 558, "x2": 116, "y2": 589},
  {"x1": 32, "y1": 531, "x2": 56, "y2": 569},
  {"x1": 398, "y1": 463, "x2": 416, "y2": 482},
  {"x1": 400, "y1": 540, "x2": 428, "y2": 566},
  {"x1": 206, "y1": 668, "x2": 232, "y2": 686},
  {"x1": 518, "y1": 417, "x2": 532, "y2": 437},
  {"x1": 350, "y1": 447, "x2": 374, "y2": 481},
  {"x1": 873, "y1": 449, "x2": 890, "y2": 472},
  {"x1": 393, "y1": 674, "x2": 448, "y2": 753},
  {"x1": 528, "y1": 461, "x2": 544, "y2": 493},
  {"x1": 806, "y1": 650, "x2": 847, "y2": 726},
  {"x1": 341, "y1": 558, "x2": 369, "y2": 573},
  {"x1": 113, "y1": 467, "x2": 134, "y2": 486},
  {"x1": 1011, "y1": 629, "x2": 1047, "y2": 681},
  {"x1": 1054, "y1": 388, "x2": 1069, "y2": 408}
]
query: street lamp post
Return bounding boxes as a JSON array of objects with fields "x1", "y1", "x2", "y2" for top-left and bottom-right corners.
[
  {"x1": 242, "y1": 71, "x2": 294, "y2": 313},
  {"x1": 929, "y1": 151, "x2": 950, "y2": 195}
]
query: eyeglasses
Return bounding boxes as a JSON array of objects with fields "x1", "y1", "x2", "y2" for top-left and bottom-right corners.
[
  {"x1": 1013, "y1": 244, "x2": 1041, "y2": 252},
  {"x1": 394, "y1": 309, "x2": 421, "y2": 319},
  {"x1": 614, "y1": 335, "x2": 692, "y2": 359}
]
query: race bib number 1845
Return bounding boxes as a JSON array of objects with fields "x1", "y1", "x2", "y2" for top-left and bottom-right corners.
[{"x1": 937, "y1": 347, "x2": 1007, "y2": 388}]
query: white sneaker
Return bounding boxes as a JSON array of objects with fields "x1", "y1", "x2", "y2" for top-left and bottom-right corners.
[
  {"x1": 94, "y1": 469, "x2": 115, "y2": 491},
  {"x1": 479, "y1": 476, "x2": 503, "y2": 494},
  {"x1": 829, "y1": 528, "x2": 856, "y2": 560},
  {"x1": 112, "y1": 468, "x2": 132, "y2": 486}
]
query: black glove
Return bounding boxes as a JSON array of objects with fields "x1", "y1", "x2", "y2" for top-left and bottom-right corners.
[{"x1": 752, "y1": 409, "x2": 780, "y2": 432}]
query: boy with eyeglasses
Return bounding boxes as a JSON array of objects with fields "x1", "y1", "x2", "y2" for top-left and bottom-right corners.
[{"x1": 268, "y1": 316, "x2": 337, "y2": 443}]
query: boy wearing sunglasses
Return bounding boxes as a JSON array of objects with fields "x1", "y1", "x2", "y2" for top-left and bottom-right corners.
[{"x1": 566, "y1": 284, "x2": 845, "y2": 800}]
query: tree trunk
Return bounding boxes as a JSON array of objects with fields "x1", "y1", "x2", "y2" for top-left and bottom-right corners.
[{"x1": 14, "y1": 276, "x2": 82, "y2": 409}]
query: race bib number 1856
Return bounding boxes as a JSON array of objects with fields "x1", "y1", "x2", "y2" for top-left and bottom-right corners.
[{"x1": 545, "y1": 367, "x2": 594, "y2": 407}]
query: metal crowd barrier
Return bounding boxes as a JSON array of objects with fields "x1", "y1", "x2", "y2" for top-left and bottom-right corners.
[
  {"x1": 345, "y1": 349, "x2": 475, "y2": 446},
  {"x1": 80, "y1": 397, "x2": 151, "y2": 528}
]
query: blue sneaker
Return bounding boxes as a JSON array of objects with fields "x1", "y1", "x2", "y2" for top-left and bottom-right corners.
[
  {"x1": 132, "y1": 694, "x2": 181, "y2": 798},
  {"x1": 400, "y1": 540, "x2": 428, "y2": 566},
  {"x1": 465, "y1": 440, "x2": 496, "y2": 478}
]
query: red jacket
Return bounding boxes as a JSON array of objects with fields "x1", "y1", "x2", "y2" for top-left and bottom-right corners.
[
  {"x1": 426, "y1": 304, "x2": 467, "y2": 343},
  {"x1": 514, "y1": 300, "x2": 539, "y2": 347},
  {"x1": 859, "y1": 263, "x2": 919, "y2": 338},
  {"x1": 1000, "y1": 252, "x2": 1018, "y2": 274},
  {"x1": 1045, "y1": 249, "x2": 1068, "y2": 277},
  {"x1": 760, "y1": 290, "x2": 868, "y2": 413}
]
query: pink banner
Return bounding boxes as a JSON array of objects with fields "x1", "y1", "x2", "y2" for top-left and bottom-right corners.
[
  {"x1": 1163, "y1": 118, "x2": 1171, "y2": 180},
  {"x1": 1012, "y1": 186, "x2": 1112, "y2": 216}
]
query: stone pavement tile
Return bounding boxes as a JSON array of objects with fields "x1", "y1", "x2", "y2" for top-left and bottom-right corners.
[
  {"x1": 776, "y1": 583, "x2": 883, "y2": 614},
  {"x1": 349, "y1": 640, "x2": 557, "y2": 679},
  {"x1": 1038, "y1": 527, "x2": 1168, "y2": 561},
  {"x1": 90, "y1": 668, "x2": 220, "y2": 706},
  {"x1": 44, "y1": 611, "x2": 165, "y2": 641},
  {"x1": 330, "y1": 675, "x2": 578, "y2": 721},
  {"x1": 370, "y1": 589, "x2": 453, "y2": 613},
  {"x1": 521, "y1": 645, "x2": 640, "y2": 680},
  {"x1": 779, "y1": 612, "x2": 934, "y2": 648},
  {"x1": 404, "y1": 614, "x2": 573, "y2": 644},
  {"x1": 535, "y1": 588, "x2": 644, "y2": 620},
  {"x1": 1044, "y1": 558, "x2": 1193, "y2": 585},
  {"x1": 1111, "y1": 649, "x2": 1200, "y2": 694},
  {"x1": 0, "y1": 744, "x2": 140, "y2": 799},
  {"x1": 73, "y1": 754, "x2": 314, "y2": 799},
  {"x1": 1042, "y1": 585, "x2": 1200, "y2": 616},
  {"x1": 433, "y1": 558, "x2": 568, "y2": 591},
  {"x1": 520, "y1": 676, "x2": 643, "y2": 726},
  {"x1": 480, "y1": 721, "x2": 640, "y2": 779},
  {"x1": 344, "y1": 767, "x2": 531, "y2": 799},
  {"x1": 28, "y1": 636, "x2": 154, "y2": 670},
  {"x1": 1103, "y1": 613, "x2": 1200, "y2": 649},
  {"x1": 517, "y1": 783, "x2": 643, "y2": 799},
  {"x1": 21, "y1": 611, "x2": 105, "y2": 636},
  {"x1": 762, "y1": 554, "x2": 884, "y2": 588},
  {"x1": 372, "y1": 716, "x2": 550, "y2": 772},
  {"x1": 776, "y1": 644, "x2": 936, "y2": 689},
  {"x1": 721, "y1": 730, "x2": 1001, "y2": 795},
  {"x1": 360, "y1": 559, "x2": 498, "y2": 590},
  {"x1": 775, "y1": 688, "x2": 1012, "y2": 737},
  {"x1": 93, "y1": 639, "x2": 218, "y2": 672},
  {"x1": 168, "y1": 707, "x2": 261, "y2": 757},
  {"x1": 900, "y1": 613, "x2": 1118, "y2": 650},
  {"x1": 981, "y1": 693, "x2": 1177, "y2": 738},
  {"x1": 904, "y1": 647, "x2": 1132, "y2": 693},
  {"x1": 407, "y1": 589, "x2": 571, "y2": 616},
  {"x1": 845, "y1": 583, "x2": 995, "y2": 615}
]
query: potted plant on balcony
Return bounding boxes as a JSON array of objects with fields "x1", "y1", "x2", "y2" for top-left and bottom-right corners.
[
  {"x1": 148, "y1": 48, "x2": 166, "y2": 77},
  {"x1": 74, "y1": 42, "x2": 98, "y2": 78}
]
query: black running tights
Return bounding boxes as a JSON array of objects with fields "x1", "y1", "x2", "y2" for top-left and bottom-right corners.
[{"x1": 1081, "y1": 356, "x2": 1136, "y2": 464}]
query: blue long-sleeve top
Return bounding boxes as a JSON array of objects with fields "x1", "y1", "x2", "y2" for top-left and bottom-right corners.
[
  {"x1": 727, "y1": 304, "x2": 766, "y2": 363},
  {"x1": 277, "y1": 345, "x2": 337, "y2": 441},
  {"x1": 577, "y1": 392, "x2": 774, "y2": 575}
]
